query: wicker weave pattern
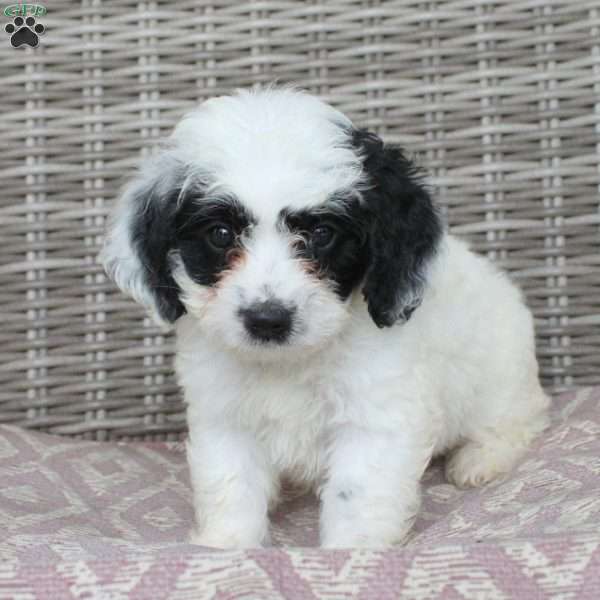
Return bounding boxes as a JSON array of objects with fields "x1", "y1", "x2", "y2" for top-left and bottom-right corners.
[{"x1": 1, "y1": 1, "x2": 599, "y2": 440}]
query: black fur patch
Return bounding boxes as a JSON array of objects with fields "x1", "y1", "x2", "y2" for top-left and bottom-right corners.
[
  {"x1": 129, "y1": 171, "x2": 187, "y2": 324},
  {"x1": 351, "y1": 128, "x2": 443, "y2": 327},
  {"x1": 175, "y1": 195, "x2": 255, "y2": 287},
  {"x1": 129, "y1": 164, "x2": 254, "y2": 323},
  {"x1": 282, "y1": 195, "x2": 370, "y2": 300}
]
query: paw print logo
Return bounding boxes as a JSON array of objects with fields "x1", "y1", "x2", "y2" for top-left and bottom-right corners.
[{"x1": 4, "y1": 16, "x2": 45, "y2": 48}]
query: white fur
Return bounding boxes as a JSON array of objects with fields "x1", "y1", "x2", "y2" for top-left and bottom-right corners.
[{"x1": 103, "y1": 87, "x2": 550, "y2": 549}]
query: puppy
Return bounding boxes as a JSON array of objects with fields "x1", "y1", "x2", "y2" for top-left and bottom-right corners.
[{"x1": 102, "y1": 87, "x2": 550, "y2": 548}]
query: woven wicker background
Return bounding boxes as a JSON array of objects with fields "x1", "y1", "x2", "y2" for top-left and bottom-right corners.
[{"x1": 1, "y1": 0, "x2": 599, "y2": 440}]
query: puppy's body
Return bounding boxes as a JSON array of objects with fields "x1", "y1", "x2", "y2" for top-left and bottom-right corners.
[
  {"x1": 177, "y1": 235, "x2": 548, "y2": 547},
  {"x1": 102, "y1": 87, "x2": 549, "y2": 548}
]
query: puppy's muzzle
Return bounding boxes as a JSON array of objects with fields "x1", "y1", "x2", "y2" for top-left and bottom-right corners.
[{"x1": 240, "y1": 300, "x2": 295, "y2": 343}]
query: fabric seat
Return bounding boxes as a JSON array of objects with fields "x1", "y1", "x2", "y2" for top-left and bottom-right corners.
[{"x1": 1, "y1": 387, "x2": 599, "y2": 597}]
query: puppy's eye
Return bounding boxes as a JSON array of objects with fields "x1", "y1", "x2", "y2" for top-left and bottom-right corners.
[
  {"x1": 208, "y1": 225, "x2": 234, "y2": 249},
  {"x1": 311, "y1": 225, "x2": 335, "y2": 249}
]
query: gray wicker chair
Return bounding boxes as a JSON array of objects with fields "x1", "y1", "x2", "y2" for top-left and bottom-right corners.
[{"x1": 1, "y1": 0, "x2": 599, "y2": 442}]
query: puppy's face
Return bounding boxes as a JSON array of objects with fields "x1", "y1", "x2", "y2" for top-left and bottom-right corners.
[
  {"x1": 172, "y1": 190, "x2": 369, "y2": 357},
  {"x1": 102, "y1": 89, "x2": 441, "y2": 359}
]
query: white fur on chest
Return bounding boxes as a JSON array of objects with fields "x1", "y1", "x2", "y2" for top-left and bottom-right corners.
[{"x1": 177, "y1": 333, "x2": 340, "y2": 482}]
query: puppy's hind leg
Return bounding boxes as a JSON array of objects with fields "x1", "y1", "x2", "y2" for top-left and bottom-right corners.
[{"x1": 445, "y1": 388, "x2": 550, "y2": 489}]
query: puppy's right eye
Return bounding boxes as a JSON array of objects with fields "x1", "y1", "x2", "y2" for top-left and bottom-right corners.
[
  {"x1": 311, "y1": 225, "x2": 335, "y2": 249},
  {"x1": 208, "y1": 225, "x2": 234, "y2": 249}
]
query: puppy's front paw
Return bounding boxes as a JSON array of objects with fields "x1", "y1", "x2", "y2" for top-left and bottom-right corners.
[{"x1": 321, "y1": 507, "x2": 414, "y2": 548}]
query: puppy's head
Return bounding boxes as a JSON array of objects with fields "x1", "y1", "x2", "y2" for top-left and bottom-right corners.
[{"x1": 102, "y1": 88, "x2": 442, "y2": 358}]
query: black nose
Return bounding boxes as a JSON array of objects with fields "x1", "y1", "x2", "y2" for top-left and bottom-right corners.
[{"x1": 241, "y1": 301, "x2": 294, "y2": 343}]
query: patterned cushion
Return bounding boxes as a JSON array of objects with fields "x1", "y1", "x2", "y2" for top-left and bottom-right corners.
[{"x1": 1, "y1": 387, "x2": 599, "y2": 598}]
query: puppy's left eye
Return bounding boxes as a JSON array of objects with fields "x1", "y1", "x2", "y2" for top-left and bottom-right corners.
[
  {"x1": 311, "y1": 225, "x2": 335, "y2": 249},
  {"x1": 208, "y1": 225, "x2": 234, "y2": 249}
]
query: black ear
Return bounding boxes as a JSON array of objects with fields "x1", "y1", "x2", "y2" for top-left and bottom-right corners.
[
  {"x1": 129, "y1": 176, "x2": 186, "y2": 324},
  {"x1": 353, "y1": 129, "x2": 443, "y2": 328},
  {"x1": 102, "y1": 155, "x2": 186, "y2": 325}
]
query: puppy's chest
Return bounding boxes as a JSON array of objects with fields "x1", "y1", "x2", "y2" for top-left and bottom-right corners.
[{"x1": 238, "y1": 376, "x2": 338, "y2": 480}]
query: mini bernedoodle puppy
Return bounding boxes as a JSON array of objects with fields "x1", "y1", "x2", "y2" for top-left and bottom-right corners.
[{"x1": 102, "y1": 87, "x2": 550, "y2": 548}]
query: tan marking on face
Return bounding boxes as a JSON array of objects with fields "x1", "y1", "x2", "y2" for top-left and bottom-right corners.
[
  {"x1": 226, "y1": 246, "x2": 247, "y2": 270},
  {"x1": 212, "y1": 247, "x2": 247, "y2": 289},
  {"x1": 299, "y1": 257, "x2": 327, "y2": 280}
]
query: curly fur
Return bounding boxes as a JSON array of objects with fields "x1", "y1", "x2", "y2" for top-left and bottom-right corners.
[{"x1": 102, "y1": 87, "x2": 550, "y2": 548}]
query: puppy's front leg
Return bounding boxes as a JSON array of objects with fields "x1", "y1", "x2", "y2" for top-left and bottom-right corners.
[
  {"x1": 187, "y1": 426, "x2": 275, "y2": 549},
  {"x1": 320, "y1": 424, "x2": 431, "y2": 547}
]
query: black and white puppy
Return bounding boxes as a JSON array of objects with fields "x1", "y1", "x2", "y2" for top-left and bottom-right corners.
[{"x1": 102, "y1": 88, "x2": 549, "y2": 548}]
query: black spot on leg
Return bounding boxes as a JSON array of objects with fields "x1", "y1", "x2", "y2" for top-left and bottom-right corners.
[{"x1": 337, "y1": 489, "x2": 353, "y2": 501}]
